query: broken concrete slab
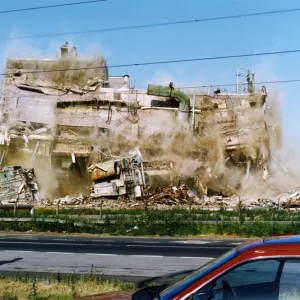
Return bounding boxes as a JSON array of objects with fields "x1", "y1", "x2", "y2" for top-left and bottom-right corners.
[{"x1": 0, "y1": 166, "x2": 39, "y2": 204}]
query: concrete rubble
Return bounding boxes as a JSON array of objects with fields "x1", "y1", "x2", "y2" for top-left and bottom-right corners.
[
  {"x1": 196, "y1": 196, "x2": 235, "y2": 208},
  {"x1": 46, "y1": 187, "x2": 300, "y2": 209},
  {"x1": 278, "y1": 187, "x2": 300, "y2": 208},
  {"x1": 53, "y1": 194, "x2": 84, "y2": 206},
  {"x1": 248, "y1": 198, "x2": 277, "y2": 209},
  {"x1": 0, "y1": 166, "x2": 39, "y2": 203}
]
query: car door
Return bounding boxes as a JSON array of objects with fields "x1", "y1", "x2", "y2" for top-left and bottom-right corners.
[
  {"x1": 189, "y1": 259, "x2": 283, "y2": 300},
  {"x1": 279, "y1": 258, "x2": 300, "y2": 299}
]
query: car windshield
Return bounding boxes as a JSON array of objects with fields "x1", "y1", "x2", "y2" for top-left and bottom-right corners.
[{"x1": 159, "y1": 248, "x2": 238, "y2": 300}]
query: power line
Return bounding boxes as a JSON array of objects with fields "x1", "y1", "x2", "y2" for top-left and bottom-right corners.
[
  {"x1": 1, "y1": 7, "x2": 300, "y2": 41},
  {"x1": 3, "y1": 79, "x2": 300, "y2": 99},
  {"x1": 179, "y1": 79, "x2": 300, "y2": 90},
  {"x1": 0, "y1": 0, "x2": 107, "y2": 14},
  {"x1": 1, "y1": 48, "x2": 300, "y2": 76}
]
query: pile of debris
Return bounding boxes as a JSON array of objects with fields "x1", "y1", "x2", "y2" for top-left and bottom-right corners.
[
  {"x1": 35, "y1": 187, "x2": 300, "y2": 210},
  {"x1": 0, "y1": 166, "x2": 39, "y2": 203},
  {"x1": 197, "y1": 196, "x2": 234, "y2": 208},
  {"x1": 40, "y1": 194, "x2": 85, "y2": 206},
  {"x1": 146, "y1": 185, "x2": 195, "y2": 205},
  {"x1": 248, "y1": 198, "x2": 277, "y2": 208},
  {"x1": 278, "y1": 187, "x2": 300, "y2": 208}
]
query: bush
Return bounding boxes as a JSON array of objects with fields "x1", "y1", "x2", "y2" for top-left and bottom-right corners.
[{"x1": 1, "y1": 208, "x2": 300, "y2": 237}]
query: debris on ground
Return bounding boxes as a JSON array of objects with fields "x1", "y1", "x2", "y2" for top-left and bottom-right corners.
[
  {"x1": 248, "y1": 198, "x2": 277, "y2": 208},
  {"x1": 2, "y1": 161, "x2": 300, "y2": 211},
  {"x1": 278, "y1": 187, "x2": 300, "y2": 208},
  {"x1": 35, "y1": 186, "x2": 300, "y2": 210},
  {"x1": 146, "y1": 185, "x2": 193, "y2": 205},
  {"x1": 126, "y1": 225, "x2": 138, "y2": 233},
  {"x1": 53, "y1": 194, "x2": 84, "y2": 206},
  {"x1": 197, "y1": 196, "x2": 232, "y2": 207}
]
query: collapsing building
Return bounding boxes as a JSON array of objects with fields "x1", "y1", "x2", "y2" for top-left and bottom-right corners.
[{"x1": 0, "y1": 43, "x2": 279, "y2": 201}]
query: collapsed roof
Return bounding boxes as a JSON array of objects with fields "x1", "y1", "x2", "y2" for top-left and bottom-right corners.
[{"x1": 5, "y1": 49, "x2": 108, "y2": 96}]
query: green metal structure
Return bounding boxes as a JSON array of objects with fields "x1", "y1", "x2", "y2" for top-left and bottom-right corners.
[{"x1": 147, "y1": 84, "x2": 190, "y2": 112}]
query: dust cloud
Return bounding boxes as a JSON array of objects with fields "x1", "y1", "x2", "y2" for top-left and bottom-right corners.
[
  {"x1": 238, "y1": 90, "x2": 300, "y2": 201},
  {"x1": 116, "y1": 86, "x2": 299, "y2": 201},
  {"x1": 4, "y1": 151, "x2": 59, "y2": 199}
]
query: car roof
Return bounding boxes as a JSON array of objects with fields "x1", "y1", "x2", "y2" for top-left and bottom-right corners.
[
  {"x1": 236, "y1": 235, "x2": 300, "y2": 255},
  {"x1": 263, "y1": 235, "x2": 300, "y2": 244}
]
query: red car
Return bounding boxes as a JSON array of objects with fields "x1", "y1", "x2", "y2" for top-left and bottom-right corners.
[{"x1": 78, "y1": 235, "x2": 300, "y2": 300}]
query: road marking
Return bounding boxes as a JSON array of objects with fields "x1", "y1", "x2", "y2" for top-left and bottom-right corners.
[
  {"x1": 126, "y1": 244, "x2": 229, "y2": 249},
  {"x1": 130, "y1": 255, "x2": 163, "y2": 258},
  {"x1": 46, "y1": 252, "x2": 73, "y2": 255},
  {"x1": 15, "y1": 237, "x2": 39, "y2": 240},
  {"x1": 87, "y1": 253, "x2": 117, "y2": 256},
  {"x1": 180, "y1": 256, "x2": 213, "y2": 259},
  {"x1": 3, "y1": 250, "x2": 33, "y2": 253},
  {"x1": 230, "y1": 242, "x2": 242, "y2": 245},
  {"x1": 133, "y1": 241, "x2": 160, "y2": 244},
  {"x1": 174, "y1": 241, "x2": 211, "y2": 244},
  {"x1": 2, "y1": 251, "x2": 214, "y2": 260},
  {"x1": 53, "y1": 239, "x2": 75, "y2": 242},
  {"x1": 0, "y1": 241, "x2": 85, "y2": 246},
  {"x1": 91, "y1": 240, "x2": 116, "y2": 242},
  {"x1": 0, "y1": 237, "x2": 39, "y2": 240}
]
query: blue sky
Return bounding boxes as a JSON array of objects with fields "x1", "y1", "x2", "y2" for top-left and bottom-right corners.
[{"x1": 0, "y1": 0, "x2": 300, "y2": 149}]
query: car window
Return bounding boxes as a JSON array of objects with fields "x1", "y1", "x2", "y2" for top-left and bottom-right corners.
[
  {"x1": 160, "y1": 248, "x2": 237, "y2": 300},
  {"x1": 215, "y1": 259, "x2": 280, "y2": 288},
  {"x1": 191, "y1": 259, "x2": 281, "y2": 300},
  {"x1": 279, "y1": 259, "x2": 300, "y2": 300}
]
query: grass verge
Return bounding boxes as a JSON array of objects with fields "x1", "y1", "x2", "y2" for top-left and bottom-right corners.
[
  {"x1": 1, "y1": 208, "x2": 300, "y2": 237},
  {"x1": 0, "y1": 275, "x2": 133, "y2": 300}
]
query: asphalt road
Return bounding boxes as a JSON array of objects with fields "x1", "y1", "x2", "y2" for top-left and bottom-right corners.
[
  {"x1": 0, "y1": 234, "x2": 244, "y2": 256},
  {"x1": 0, "y1": 234, "x2": 250, "y2": 283}
]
